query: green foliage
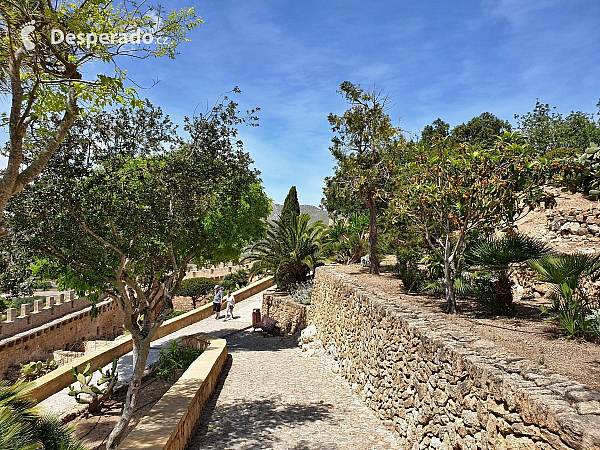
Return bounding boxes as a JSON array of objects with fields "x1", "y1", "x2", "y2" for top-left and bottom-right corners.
[
  {"x1": 586, "y1": 310, "x2": 600, "y2": 338},
  {"x1": 324, "y1": 81, "x2": 404, "y2": 274},
  {"x1": 176, "y1": 277, "x2": 217, "y2": 308},
  {"x1": 156, "y1": 340, "x2": 203, "y2": 381},
  {"x1": 68, "y1": 358, "x2": 118, "y2": 413},
  {"x1": 219, "y1": 269, "x2": 250, "y2": 292},
  {"x1": 515, "y1": 100, "x2": 599, "y2": 155},
  {"x1": 529, "y1": 253, "x2": 600, "y2": 338},
  {"x1": 323, "y1": 213, "x2": 368, "y2": 264},
  {"x1": 0, "y1": 1, "x2": 202, "y2": 238},
  {"x1": 289, "y1": 282, "x2": 313, "y2": 305},
  {"x1": 19, "y1": 359, "x2": 59, "y2": 382},
  {"x1": 281, "y1": 186, "x2": 301, "y2": 222},
  {"x1": 244, "y1": 213, "x2": 326, "y2": 288},
  {"x1": 451, "y1": 112, "x2": 512, "y2": 148},
  {"x1": 0, "y1": 381, "x2": 86, "y2": 450},
  {"x1": 393, "y1": 248, "x2": 427, "y2": 293},
  {"x1": 393, "y1": 132, "x2": 556, "y2": 313},
  {"x1": 464, "y1": 234, "x2": 553, "y2": 313},
  {"x1": 165, "y1": 311, "x2": 187, "y2": 320}
]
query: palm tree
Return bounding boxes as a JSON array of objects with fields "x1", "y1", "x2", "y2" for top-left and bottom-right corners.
[
  {"x1": 244, "y1": 213, "x2": 327, "y2": 288},
  {"x1": 0, "y1": 381, "x2": 86, "y2": 450},
  {"x1": 464, "y1": 234, "x2": 553, "y2": 313},
  {"x1": 528, "y1": 253, "x2": 600, "y2": 337}
]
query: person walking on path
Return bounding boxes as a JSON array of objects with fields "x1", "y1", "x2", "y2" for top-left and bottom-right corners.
[
  {"x1": 213, "y1": 286, "x2": 224, "y2": 319},
  {"x1": 224, "y1": 290, "x2": 235, "y2": 320}
]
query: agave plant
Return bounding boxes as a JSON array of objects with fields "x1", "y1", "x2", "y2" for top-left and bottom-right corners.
[
  {"x1": 0, "y1": 381, "x2": 86, "y2": 450},
  {"x1": 464, "y1": 234, "x2": 553, "y2": 313},
  {"x1": 244, "y1": 213, "x2": 327, "y2": 288},
  {"x1": 528, "y1": 253, "x2": 600, "y2": 337}
]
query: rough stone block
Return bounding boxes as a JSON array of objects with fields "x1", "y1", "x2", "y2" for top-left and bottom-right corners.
[
  {"x1": 33, "y1": 300, "x2": 43, "y2": 313},
  {"x1": 20, "y1": 303, "x2": 30, "y2": 316},
  {"x1": 45, "y1": 296, "x2": 55, "y2": 308},
  {"x1": 6, "y1": 308, "x2": 17, "y2": 321}
]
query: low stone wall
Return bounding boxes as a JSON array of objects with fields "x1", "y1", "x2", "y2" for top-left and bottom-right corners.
[
  {"x1": 308, "y1": 266, "x2": 600, "y2": 449},
  {"x1": 0, "y1": 293, "x2": 90, "y2": 339},
  {"x1": 118, "y1": 334, "x2": 227, "y2": 450},
  {"x1": 0, "y1": 299, "x2": 123, "y2": 380},
  {"x1": 262, "y1": 288, "x2": 308, "y2": 335},
  {"x1": 547, "y1": 207, "x2": 600, "y2": 236}
]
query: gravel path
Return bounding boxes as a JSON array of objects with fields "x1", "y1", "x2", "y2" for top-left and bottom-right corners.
[{"x1": 40, "y1": 291, "x2": 400, "y2": 449}]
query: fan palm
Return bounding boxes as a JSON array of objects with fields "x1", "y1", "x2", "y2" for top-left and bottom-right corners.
[
  {"x1": 0, "y1": 381, "x2": 86, "y2": 450},
  {"x1": 464, "y1": 234, "x2": 553, "y2": 312},
  {"x1": 244, "y1": 213, "x2": 327, "y2": 288},
  {"x1": 528, "y1": 253, "x2": 600, "y2": 337}
]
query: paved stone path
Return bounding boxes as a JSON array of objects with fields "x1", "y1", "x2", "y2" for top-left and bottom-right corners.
[
  {"x1": 41, "y1": 290, "x2": 401, "y2": 449},
  {"x1": 186, "y1": 292, "x2": 401, "y2": 450}
]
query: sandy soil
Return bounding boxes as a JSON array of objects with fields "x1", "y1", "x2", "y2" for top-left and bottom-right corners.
[{"x1": 336, "y1": 264, "x2": 600, "y2": 392}]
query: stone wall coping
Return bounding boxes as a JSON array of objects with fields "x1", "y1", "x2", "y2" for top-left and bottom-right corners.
[
  {"x1": 315, "y1": 266, "x2": 600, "y2": 448},
  {"x1": 117, "y1": 334, "x2": 227, "y2": 450}
]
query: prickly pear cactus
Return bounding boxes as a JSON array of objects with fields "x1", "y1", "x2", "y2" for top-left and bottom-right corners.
[
  {"x1": 19, "y1": 359, "x2": 59, "y2": 381},
  {"x1": 578, "y1": 143, "x2": 600, "y2": 198},
  {"x1": 68, "y1": 357, "x2": 118, "y2": 413}
]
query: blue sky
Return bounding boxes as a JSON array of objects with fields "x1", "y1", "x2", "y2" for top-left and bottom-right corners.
[{"x1": 3, "y1": 0, "x2": 600, "y2": 206}]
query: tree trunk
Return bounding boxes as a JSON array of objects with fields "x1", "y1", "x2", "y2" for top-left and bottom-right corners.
[
  {"x1": 495, "y1": 273, "x2": 514, "y2": 313},
  {"x1": 443, "y1": 253, "x2": 457, "y2": 314},
  {"x1": 106, "y1": 335, "x2": 151, "y2": 449},
  {"x1": 367, "y1": 195, "x2": 379, "y2": 275}
]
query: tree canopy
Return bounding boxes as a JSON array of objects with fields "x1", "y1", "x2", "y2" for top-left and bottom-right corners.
[
  {"x1": 0, "y1": 0, "x2": 202, "y2": 237},
  {"x1": 6, "y1": 95, "x2": 270, "y2": 447},
  {"x1": 281, "y1": 185, "x2": 300, "y2": 222}
]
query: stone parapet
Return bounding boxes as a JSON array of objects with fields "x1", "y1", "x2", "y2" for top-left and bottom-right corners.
[
  {"x1": 308, "y1": 266, "x2": 600, "y2": 449},
  {"x1": 262, "y1": 288, "x2": 308, "y2": 335}
]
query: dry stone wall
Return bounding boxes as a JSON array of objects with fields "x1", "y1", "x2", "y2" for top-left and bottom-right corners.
[
  {"x1": 546, "y1": 207, "x2": 600, "y2": 237},
  {"x1": 0, "y1": 299, "x2": 123, "y2": 379},
  {"x1": 262, "y1": 288, "x2": 308, "y2": 335},
  {"x1": 308, "y1": 266, "x2": 600, "y2": 449}
]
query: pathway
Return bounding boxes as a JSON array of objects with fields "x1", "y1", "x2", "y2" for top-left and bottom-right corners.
[{"x1": 40, "y1": 291, "x2": 401, "y2": 449}]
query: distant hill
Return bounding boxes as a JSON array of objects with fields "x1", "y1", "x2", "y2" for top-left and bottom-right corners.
[{"x1": 268, "y1": 204, "x2": 330, "y2": 224}]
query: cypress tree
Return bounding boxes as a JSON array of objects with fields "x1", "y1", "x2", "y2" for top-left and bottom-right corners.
[{"x1": 281, "y1": 186, "x2": 300, "y2": 222}]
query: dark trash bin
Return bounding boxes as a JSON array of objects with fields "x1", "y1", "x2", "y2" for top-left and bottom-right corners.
[{"x1": 252, "y1": 308, "x2": 261, "y2": 325}]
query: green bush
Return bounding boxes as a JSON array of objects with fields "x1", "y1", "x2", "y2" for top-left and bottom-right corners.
[
  {"x1": 393, "y1": 248, "x2": 426, "y2": 293},
  {"x1": 156, "y1": 340, "x2": 203, "y2": 381},
  {"x1": 219, "y1": 269, "x2": 250, "y2": 292},
  {"x1": 165, "y1": 310, "x2": 187, "y2": 320},
  {"x1": 19, "y1": 359, "x2": 59, "y2": 382},
  {"x1": 176, "y1": 277, "x2": 216, "y2": 308}
]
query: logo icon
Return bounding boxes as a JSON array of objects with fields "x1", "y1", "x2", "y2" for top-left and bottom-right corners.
[{"x1": 20, "y1": 20, "x2": 36, "y2": 51}]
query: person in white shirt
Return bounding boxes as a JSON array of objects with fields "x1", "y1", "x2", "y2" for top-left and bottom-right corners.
[{"x1": 225, "y1": 291, "x2": 235, "y2": 320}]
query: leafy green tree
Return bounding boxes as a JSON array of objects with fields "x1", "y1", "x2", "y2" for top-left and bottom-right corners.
[
  {"x1": 451, "y1": 112, "x2": 512, "y2": 148},
  {"x1": 325, "y1": 81, "x2": 402, "y2": 274},
  {"x1": 0, "y1": 381, "x2": 86, "y2": 450},
  {"x1": 464, "y1": 234, "x2": 553, "y2": 313},
  {"x1": 281, "y1": 186, "x2": 300, "y2": 222},
  {"x1": 219, "y1": 269, "x2": 250, "y2": 292},
  {"x1": 177, "y1": 277, "x2": 217, "y2": 308},
  {"x1": 244, "y1": 213, "x2": 326, "y2": 288},
  {"x1": 515, "y1": 100, "x2": 599, "y2": 154},
  {"x1": 0, "y1": 0, "x2": 202, "y2": 237},
  {"x1": 7, "y1": 97, "x2": 270, "y2": 448},
  {"x1": 393, "y1": 132, "x2": 554, "y2": 313},
  {"x1": 421, "y1": 118, "x2": 450, "y2": 142},
  {"x1": 323, "y1": 213, "x2": 368, "y2": 264}
]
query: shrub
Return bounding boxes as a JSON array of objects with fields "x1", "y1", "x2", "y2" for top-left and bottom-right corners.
[
  {"x1": 219, "y1": 269, "x2": 250, "y2": 292},
  {"x1": 156, "y1": 340, "x2": 203, "y2": 381},
  {"x1": 289, "y1": 282, "x2": 313, "y2": 305},
  {"x1": 529, "y1": 253, "x2": 600, "y2": 338},
  {"x1": 165, "y1": 310, "x2": 187, "y2": 320},
  {"x1": 394, "y1": 248, "x2": 426, "y2": 293},
  {"x1": 177, "y1": 277, "x2": 216, "y2": 308},
  {"x1": 0, "y1": 381, "x2": 86, "y2": 450},
  {"x1": 586, "y1": 309, "x2": 600, "y2": 338},
  {"x1": 68, "y1": 358, "x2": 118, "y2": 413}
]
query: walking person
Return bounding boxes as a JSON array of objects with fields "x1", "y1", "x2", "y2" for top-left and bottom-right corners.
[
  {"x1": 225, "y1": 290, "x2": 235, "y2": 320},
  {"x1": 213, "y1": 286, "x2": 224, "y2": 319}
]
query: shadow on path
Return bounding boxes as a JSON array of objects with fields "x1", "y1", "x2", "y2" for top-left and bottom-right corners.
[{"x1": 189, "y1": 355, "x2": 338, "y2": 450}]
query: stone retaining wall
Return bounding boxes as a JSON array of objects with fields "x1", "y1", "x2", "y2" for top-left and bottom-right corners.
[
  {"x1": 546, "y1": 207, "x2": 600, "y2": 236},
  {"x1": 0, "y1": 299, "x2": 124, "y2": 379},
  {"x1": 262, "y1": 288, "x2": 308, "y2": 335},
  {"x1": 308, "y1": 266, "x2": 600, "y2": 449}
]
